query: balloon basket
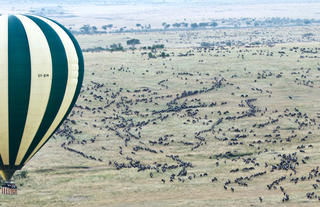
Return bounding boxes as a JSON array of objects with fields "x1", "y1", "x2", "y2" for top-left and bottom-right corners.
[{"x1": 1, "y1": 182, "x2": 17, "y2": 195}]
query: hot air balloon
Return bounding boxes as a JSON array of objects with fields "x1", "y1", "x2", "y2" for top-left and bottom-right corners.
[{"x1": 0, "y1": 14, "x2": 84, "y2": 192}]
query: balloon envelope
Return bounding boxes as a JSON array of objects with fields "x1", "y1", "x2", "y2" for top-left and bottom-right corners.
[{"x1": 0, "y1": 14, "x2": 84, "y2": 181}]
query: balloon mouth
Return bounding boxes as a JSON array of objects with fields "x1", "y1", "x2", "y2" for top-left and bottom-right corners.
[
  {"x1": 0, "y1": 166, "x2": 22, "y2": 181},
  {"x1": 0, "y1": 170, "x2": 16, "y2": 182}
]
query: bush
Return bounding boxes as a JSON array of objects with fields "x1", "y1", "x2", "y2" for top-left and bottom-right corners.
[
  {"x1": 141, "y1": 44, "x2": 165, "y2": 51},
  {"x1": 159, "y1": 52, "x2": 169, "y2": 58},
  {"x1": 151, "y1": 44, "x2": 165, "y2": 50},
  {"x1": 191, "y1": 23, "x2": 198, "y2": 29},
  {"x1": 127, "y1": 39, "x2": 141, "y2": 46},
  {"x1": 109, "y1": 43, "x2": 124, "y2": 52},
  {"x1": 16, "y1": 170, "x2": 28, "y2": 179},
  {"x1": 148, "y1": 52, "x2": 156, "y2": 58},
  {"x1": 200, "y1": 42, "x2": 214, "y2": 47},
  {"x1": 199, "y1": 22, "x2": 209, "y2": 27},
  {"x1": 210, "y1": 22, "x2": 218, "y2": 27}
]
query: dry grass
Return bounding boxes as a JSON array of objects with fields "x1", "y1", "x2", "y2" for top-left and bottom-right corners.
[{"x1": 2, "y1": 18, "x2": 320, "y2": 207}]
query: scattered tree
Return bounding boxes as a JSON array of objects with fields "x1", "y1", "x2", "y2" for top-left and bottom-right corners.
[
  {"x1": 191, "y1": 23, "x2": 198, "y2": 29},
  {"x1": 127, "y1": 39, "x2": 141, "y2": 48},
  {"x1": 210, "y1": 22, "x2": 218, "y2": 27},
  {"x1": 109, "y1": 43, "x2": 124, "y2": 52},
  {"x1": 102, "y1": 24, "x2": 113, "y2": 31},
  {"x1": 159, "y1": 51, "x2": 169, "y2": 58},
  {"x1": 148, "y1": 52, "x2": 156, "y2": 58},
  {"x1": 199, "y1": 22, "x2": 209, "y2": 27},
  {"x1": 80, "y1": 24, "x2": 91, "y2": 34}
]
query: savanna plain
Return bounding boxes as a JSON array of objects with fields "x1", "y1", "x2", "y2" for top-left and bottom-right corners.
[{"x1": 1, "y1": 1, "x2": 320, "y2": 207}]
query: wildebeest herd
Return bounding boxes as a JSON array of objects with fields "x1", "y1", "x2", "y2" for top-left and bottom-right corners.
[{"x1": 52, "y1": 25, "x2": 320, "y2": 205}]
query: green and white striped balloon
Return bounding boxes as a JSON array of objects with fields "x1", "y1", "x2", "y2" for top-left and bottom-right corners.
[{"x1": 0, "y1": 14, "x2": 84, "y2": 181}]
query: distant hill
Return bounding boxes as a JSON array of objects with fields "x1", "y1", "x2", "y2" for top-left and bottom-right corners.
[{"x1": 2, "y1": 0, "x2": 320, "y2": 5}]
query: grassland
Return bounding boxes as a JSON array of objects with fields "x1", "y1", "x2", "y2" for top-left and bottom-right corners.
[{"x1": 1, "y1": 13, "x2": 320, "y2": 207}]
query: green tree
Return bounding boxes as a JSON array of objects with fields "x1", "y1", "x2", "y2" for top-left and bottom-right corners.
[
  {"x1": 160, "y1": 51, "x2": 169, "y2": 58},
  {"x1": 127, "y1": 39, "x2": 141, "y2": 48},
  {"x1": 162, "y1": 22, "x2": 170, "y2": 30},
  {"x1": 80, "y1": 24, "x2": 91, "y2": 34},
  {"x1": 148, "y1": 52, "x2": 156, "y2": 58},
  {"x1": 181, "y1": 22, "x2": 188, "y2": 27},
  {"x1": 210, "y1": 21, "x2": 218, "y2": 27},
  {"x1": 304, "y1": 19, "x2": 311, "y2": 24},
  {"x1": 199, "y1": 22, "x2": 209, "y2": 27},
  {"x1": 92, "y1": 26, "x2": 97, "y2": 33},
  {"x1": 109, "y1": 43, "x2": 124, "y2": 52},
  {"x1": 191, "y1": 23, "x2": 198, "y2": 29},
  {"x1": 102, "y1": 24, "x2": 113, "y2": 30},
  {"x1": 173, "y1": 23, "x2": 181, "y2": 28}
]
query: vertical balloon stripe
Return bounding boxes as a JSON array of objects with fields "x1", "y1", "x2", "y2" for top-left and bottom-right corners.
[
  {"x1": 8, "y1": 15, "x2": 31, "y2": 165},
  {"x1": 0, "y1": 15, "x2": 9, "y2": 165},
  {"x1": 14, "y1": 15, "x2": 53, "y2": 165},
  {"x1": 19, "y1": 15, "x2": 69, "y2": 165},
  {"x1": 0, "y1": 155, "x2": 3, "y2": 168},
  {"x1": 22, "y1": 18, "x2": 85, "y2": 165},
  {"x1": 23, "y1": 16, "x2": 79, "y2": 164},
  {"x1": 51, "y1": 17, "x2": 84, "y2": 123}
]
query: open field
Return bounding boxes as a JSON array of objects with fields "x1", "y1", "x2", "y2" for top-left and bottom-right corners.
[
  {"x1": 2, "y1": 0, "x2": 320, "y2": 30},
  {"x1": 1, "y1": 1, "x2": 320, "y2": 206},
  {"x1": 0, "y1": 24, "x2": 320, "y2": 206}
]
